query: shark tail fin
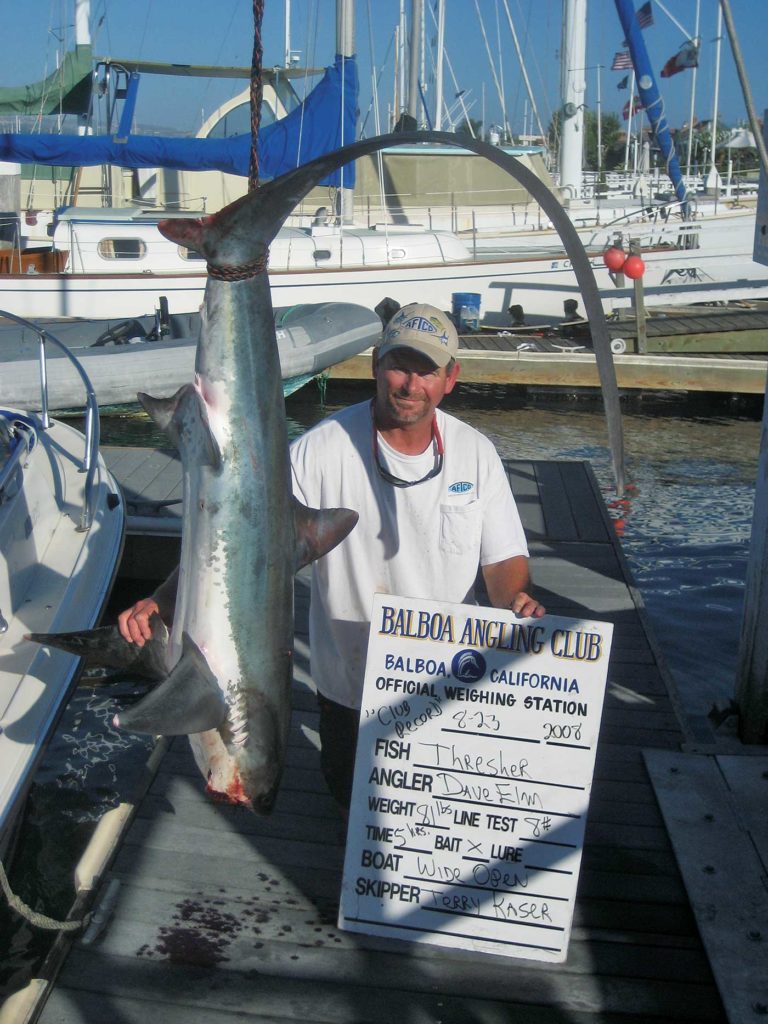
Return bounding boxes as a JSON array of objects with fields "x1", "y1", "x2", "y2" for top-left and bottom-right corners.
[
  {"x1": 293, "y1": 497, "x2": 358, "y2": 572},
  {"x1": 26, "y1": 615, "x2": 170, "y2": 682},
  {"x1": 114, "y1": 632, "x2": 227, "y2": 736},
  {"x1": 157, "y1": 215, "x2": 209, "y2": 252}
]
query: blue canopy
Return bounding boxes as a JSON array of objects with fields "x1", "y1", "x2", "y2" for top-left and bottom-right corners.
[{"x1": 0, "y1": 54, "x2": 358, "y2": 187}]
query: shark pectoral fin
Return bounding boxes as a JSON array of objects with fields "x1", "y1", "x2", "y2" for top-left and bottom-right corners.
[
  {"x1": 114, "y1": 632, "x2": 227, "y2": 736},
  {"x1": 26, "y1": 614, "x2": 170, "y2": 682},
  {"x1": 139, "y1": 386, "x2": 221, "y2": 470},
  {"x1": 293, "y1": 497, "x2": 359, "y2": 571}
]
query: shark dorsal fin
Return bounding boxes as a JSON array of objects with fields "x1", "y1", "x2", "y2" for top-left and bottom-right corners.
[{"x1": 139, "y1": 385, "x2": 221, "y2": 470}]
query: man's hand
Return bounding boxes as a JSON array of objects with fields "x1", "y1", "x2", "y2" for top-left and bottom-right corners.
[
  {"x1": 118, "y1": 598, "x2": 161, "y2": 646},
  {"x1": 118, "y1": 566, "x2": 180, "y2": 645},
  {"x1": 483, "y1": 555, "x2": 546, "y2": 618},
  {"x1": 508, "y1": 590, "x2": 546, "y2": 619}
]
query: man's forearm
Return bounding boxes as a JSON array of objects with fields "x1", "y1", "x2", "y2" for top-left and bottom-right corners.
[{"x1": 482, "y1": 556, "x2": 545, "y2": 618}]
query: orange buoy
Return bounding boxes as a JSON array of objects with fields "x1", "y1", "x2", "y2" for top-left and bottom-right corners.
[
  {"x1": 622, "y1": 254, "x2": 646, "y2": 279},
  {"x1": 602, "y1": 246, "x2": 626, "y2": 272}
]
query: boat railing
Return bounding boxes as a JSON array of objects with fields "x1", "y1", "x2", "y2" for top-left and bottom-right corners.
[
  {"x1": 0, "y1": 309, "x2": 101, "y2": 531},
  {"x1": 584, "y1": 196, "x2": 702, "y2": 249},
  {"x1": 0, "y1": 418, "x2": 37, "y2": 507}
]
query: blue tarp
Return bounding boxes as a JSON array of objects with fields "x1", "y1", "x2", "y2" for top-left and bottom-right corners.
[{"x1": 0, "y1": 54, "x2": 358, "y2": 187}]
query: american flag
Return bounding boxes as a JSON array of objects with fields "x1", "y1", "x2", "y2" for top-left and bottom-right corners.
[
  {"x1": 612, "y1": 50, "x2": 633, "y2": 70},
  {"x1": 636, "y1": 1, "x2": 653, "y2": 29}
]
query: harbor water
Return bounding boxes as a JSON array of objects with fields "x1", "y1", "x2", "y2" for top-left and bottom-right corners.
[{"x1": 0, "y1": 380, "x2": 762, "y2": 1000}]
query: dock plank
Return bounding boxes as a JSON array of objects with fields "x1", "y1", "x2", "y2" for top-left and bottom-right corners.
[
  {"x1": 644, "y1": 750, "x2": 768, "y2": 1024},
  {"x1": 35, "y1": 460, "x2": 730, "y2": 1024}
]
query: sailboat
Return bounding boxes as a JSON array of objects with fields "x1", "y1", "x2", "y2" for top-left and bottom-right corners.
[{"x1": 0, "y1": 0, "x2": 765, "y2": 326}]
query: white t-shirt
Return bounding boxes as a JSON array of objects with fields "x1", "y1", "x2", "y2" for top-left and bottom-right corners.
[{"x1": 290, "y1": 400, "x2": 529, "y2": 708}]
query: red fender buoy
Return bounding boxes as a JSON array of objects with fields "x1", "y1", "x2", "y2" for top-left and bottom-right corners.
[
  {"x1": 602, "y1": 246, "x2": 626, "y2": 272},
  {"x1": 622, "y1": 254, "x2": 646, "y2": 279}
]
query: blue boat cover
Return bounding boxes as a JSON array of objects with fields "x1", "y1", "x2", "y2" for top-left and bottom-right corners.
[
  {"x1": 0, "y1": 54, "x2": 358, "y2": 187},
  {"x1": 612, "y1": 0, "x2": 689, "y2": 211}
]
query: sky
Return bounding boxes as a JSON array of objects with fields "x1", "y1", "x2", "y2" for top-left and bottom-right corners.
[{"x1": 1, "y1": 0, "x2": 765, "y2": 141}]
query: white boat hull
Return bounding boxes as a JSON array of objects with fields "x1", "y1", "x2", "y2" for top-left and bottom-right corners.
[
  {"x1": 1, "y1": 242, "x2": 767, "y2": 324},
  {"x1": 0, "y1": 412, "x2": 125, "y2": 857}
]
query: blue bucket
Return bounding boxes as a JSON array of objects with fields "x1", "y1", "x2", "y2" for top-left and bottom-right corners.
[{"x1": 451, "y1": 291, "x2": 481, "y2": 331}]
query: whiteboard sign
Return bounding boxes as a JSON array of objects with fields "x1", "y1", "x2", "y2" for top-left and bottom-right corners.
[{"x1": 338, "y1": 593, "x2": 613, "y2": 963}]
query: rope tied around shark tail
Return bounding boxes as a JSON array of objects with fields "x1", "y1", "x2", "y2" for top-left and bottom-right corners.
[{"x1": 207, "y1": 254, "x2": 269, "y2": 281}]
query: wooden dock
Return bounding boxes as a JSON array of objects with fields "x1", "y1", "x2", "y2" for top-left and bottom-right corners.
[
  {"x1": 14, "y1": 452, "x2": 767, "y2": 1024},
  {"x1": 327, "y1": 305, "x2": 768, "y2": 393},
  {"x1": 328, "y1": 342, "x2": 768, "y2": 394}
]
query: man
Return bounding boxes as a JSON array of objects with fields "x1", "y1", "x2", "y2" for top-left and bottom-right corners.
[
  {"x1": 119, "y1": 302, "x2": 544, "y2": 809},
  {"x1": 289, "y1": 302, "x2": 544, "y2": 807}
]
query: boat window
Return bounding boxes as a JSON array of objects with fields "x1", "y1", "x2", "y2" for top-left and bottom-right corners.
[
  {"x1": 178, "y1": 246, "x2": 206, "y2": 261},
  {"x1": 389, "y1": 249, "x2": 406, "y2": 260},
  {"x1": 97, "y1": 238, "x2": 147, "y2": 260},
  {"x1": 313, "y1": 250, "x2": 332, "y2": 261}
]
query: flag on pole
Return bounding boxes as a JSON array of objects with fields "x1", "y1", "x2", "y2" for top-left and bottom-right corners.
[
  {"x1": 636, "y1": 2, "x2": 653, "y2": 29},
  {"x1": 612, "y1": 50, "x2": 633, "y2": 70},
  {"x1": 621, "y1": 2, "x2": 653, "y2": 44},
  {"x1": 660, "y1": 39, "x2": 699, "y2": 78},
  {"x1": 623, "y1": 96, "x2": 642, "y2": 120},
  {"x1": 617, "y1": 75, "x2": 629, "y2": 90}
]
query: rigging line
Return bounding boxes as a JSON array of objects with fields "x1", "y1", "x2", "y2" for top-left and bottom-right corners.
[
  {"x1": 198, "y1": 1, "x2": 242, "y2": 118},
  {"x1": 501, "y1": 0, "x2": 546, "y2": 144},
  {"x1": 652, "y1": 0, "x2": 691, "y2": 42},
  {"x1": 295, "y1": 0, "x2": 320, "y2": 171},
  {"x1": 136, "y1": 0, "x2": 153, "y2": 63},
  {"x1": 719, "y1": 0, "x2": 768, "y2": 179},
  {"x1": 360, "y1": 10, "x2": 395, "y2": 137},
  {"x1": 364, "y1": 0, "x2": 389, "y2": 230},
  {"x1": 424, "y1": 2, "x2": 474, "y2": 135},
  {"x1": 36, "y1": 0, "x2": 65, "y2": 131},
  {"x1": 473, "y1": 0, "x2": 507, "y2": 134}
]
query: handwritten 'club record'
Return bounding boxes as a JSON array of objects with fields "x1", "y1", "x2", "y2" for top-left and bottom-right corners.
[{"x1": 338, "y1": 593, "x2": 613, "y2": 962}]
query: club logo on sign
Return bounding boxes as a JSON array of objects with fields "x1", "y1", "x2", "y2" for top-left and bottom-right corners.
[{"x1": 451, "y1": 649, "x2": 487, "y2": 683}]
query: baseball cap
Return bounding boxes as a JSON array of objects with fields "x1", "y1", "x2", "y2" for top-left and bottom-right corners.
[{"x1": 378, "y1": 303, "x2": 459, "y2": 368}]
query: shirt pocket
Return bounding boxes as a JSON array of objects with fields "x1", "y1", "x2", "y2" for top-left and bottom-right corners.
[{"x1": 439, "y1": 501, "x2": 482, "y2": 556}]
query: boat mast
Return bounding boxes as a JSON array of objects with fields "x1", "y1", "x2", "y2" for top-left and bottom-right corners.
[
  {"x1": 559, "y1": 0, "x2": 587, "y2": 201},
  {"x1": 684, "y1": 0, "x2": 701, "y2": 179},
  {"x1": 75, "y1": 0, "x2": 90, "y2": 44},
  {"x1": 75, "y1": 0, "x2": 91, "y2": 134},
  {"x1": 705, "y1": 3, "x2": 723, "y2": 194},
  {"x1": 434, "y1": 0, "x2": 445, "y2": 131},
  {"x1": 284, "y1": 0, "x2": 292, "y2": 67},
  {"x1": 407, "y1": 0, "x2": 423, "y2": 124},
  {"x1": 337, "y1": 0, "x2": 355, "y2": 221}
]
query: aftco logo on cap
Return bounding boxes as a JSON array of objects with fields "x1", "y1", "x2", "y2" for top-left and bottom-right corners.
[{"x1": 402, "y1": 315, "x2": 438, "y2": 334}]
